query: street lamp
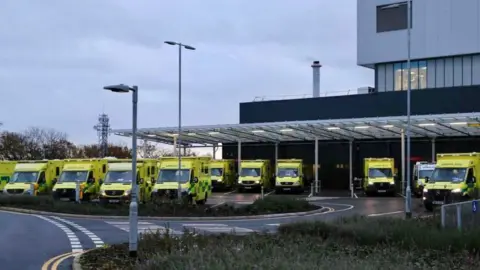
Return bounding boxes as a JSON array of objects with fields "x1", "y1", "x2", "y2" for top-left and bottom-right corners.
[
  {"x1": 164, "y1": 40, "x2": 196, "y2": 199},
  {"x1": 405, "y1": 0, "x2": 413, "y2": 219},
  {"x1": 103, "y1": 83, "x2": 139, "y2": 257}
]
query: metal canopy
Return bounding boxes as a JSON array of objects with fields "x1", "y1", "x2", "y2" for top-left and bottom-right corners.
[{"x1": 112, "y1": 113, "x2": 480, "y2": 146}]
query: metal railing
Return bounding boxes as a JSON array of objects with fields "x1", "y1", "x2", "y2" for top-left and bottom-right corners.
[
  {"x1": 440, "y1": 200, "x2": 480, "y2": 231},
  {"x1": 252, "y1": 89, "x2": 361, "y2": 102}
]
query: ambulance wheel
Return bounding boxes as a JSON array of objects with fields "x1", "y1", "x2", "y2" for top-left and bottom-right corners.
[
  {"x1": 99, "y1": 198, "x2": 109, "y2": 205},
  {"x1": 237, "y1": 187, "x2": 244, "y2": 193},
  {"x1": 424, "y1": 202, "x2": 434, "y2": 212},
  {"x1": 275, "y1": 188, "x2": 282, "y2": 194},
  {"x1": 81, "y1": 194, "x2": 91, "y2": 202}
]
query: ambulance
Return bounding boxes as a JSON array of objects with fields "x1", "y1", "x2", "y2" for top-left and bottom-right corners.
[
  {"x1": 238, "y1": 159, "x2": 273, "y2": 192},
  {"x1": 274, "y1": 159, "x2": 312, "y2": 193},
  {"x1": 99, "y1": 159, "x2": 157, "y2": 204},
  {"x1": 363, "y1": 158, "x2": 396, "y2": 196},
  {"x1": 413, "y1": 161, "x2": 435, "y2": 198},
  {"x1": 152, "y1": 156, "x2": 211, "y2": 204},
  {"x1": 52, "y1": 159, "x2": 107, "y2": 201},
  {"x1": 3, "y1": 160, "x2": 64, "y2": 195},
  {"x1": 423, "y1": 153, "x2": 480, "y2": 211},
  {"x1": 209, "y1": 159, "x2": 236, "y2": 191},
  {"x1": 0, "y1": 161, "x2": 16, "y2": 193}
]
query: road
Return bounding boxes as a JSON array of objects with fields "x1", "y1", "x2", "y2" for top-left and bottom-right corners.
[{"x1": 0, "y1": 190, "x2": 422, "y2": 270}]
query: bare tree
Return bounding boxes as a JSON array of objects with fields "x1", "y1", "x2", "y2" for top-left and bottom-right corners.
[
  {"x1": 155, "y1": 147, "x2": 198, "y2": 157},
  {"x1": 0, "y1": 131, "x2": 30, "y2": 160},
  {"x1": 22, "y1": 127, "x2": 71, "y2": 159},
  {"x1": 137, "y1": 140, "x2": 161, "y2": 158},
  {"x1": 78, "y1": 143, "x2": 132, "y2": 158}
]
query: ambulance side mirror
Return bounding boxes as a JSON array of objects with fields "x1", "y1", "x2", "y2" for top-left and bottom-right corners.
[
  {"x1": 424, "y1": 176, "x2": 429, "y2": 183},
  {"x1": 468, "y1": 176, "x2": 476, "y2": 184},
  {"x1": 192, "y1": 177, "x2": 199, "y2": 184}
]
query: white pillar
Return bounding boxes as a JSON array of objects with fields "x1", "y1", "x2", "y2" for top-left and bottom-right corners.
[
  {"x1": 314, "y1": 137, "x2": 319, "y2": 194},
  {"x1": 212, "y1": 145, "x2": 217, "y2": 159},
  {"x1": 349, "y1": 140, "x2": 354, "y2": 198},
  {"x1": 237, "y1": 140, "x2": 242, "y2": 173},
  {"x1": 401, "y1": 129, "x2": 405, "y2": 196},
  {"x1": 431, "y1": 138, "x2": 435, "y2": 162},
  {"x1": 173, "y1": 136, "x2": 177, "y2": 155},
  {"x1": 274, "y1": 143, "x2": 279, "y2": 175}
]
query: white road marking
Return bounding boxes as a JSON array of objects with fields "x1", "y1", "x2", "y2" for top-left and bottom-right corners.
[
  {"x1": 264, "y1": 190, "x2": 275, "y2": 197},
  {"x1": 266, "y1": 224, "x2": 280, "y2": 226},
  {"x1": 210, "y1": 202, "x2": 226, "y2": 208},
  {"x1": 183, "y1": 223, "x2": 256, "y2": 234},
  {"x1": 182, "y1": 224, "x2": 229, "y2": 227},
  {"x1": 305, "y1": 197, "x2": 341, "y2": 201},
  {"x1": 50, "y1": 216, "x2": 105, "y2": 248},
  {"x1": 33, "y1": 215, "x2": 83, "y2": 253},
  {"x1": 106, "y1": 221, "x2": 183, "y2": 235},
  {"x1": 368, "y1": 211, "x2": 404, "y2": 217},
  {"x1": 354, "y1": 193, "x2": 359, "y2": 199},
  {"x1": 223, "y1": 190, "x2": 236, "y2": 195}
]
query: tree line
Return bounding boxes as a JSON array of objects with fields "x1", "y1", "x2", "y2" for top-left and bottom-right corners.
[{"x1": 0, "y1": 127, "x2": 199, "y2": 160}]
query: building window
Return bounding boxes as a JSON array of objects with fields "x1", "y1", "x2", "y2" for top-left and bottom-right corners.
[
  {"x1": 418, "y1": 61, "x2": 427, "y2": 89},
  {"x1": 392, "y1": 60, "x2": 427, "y2": 91},
  {"x1": 410, "y1": 61, "x2": 419, "y2": 90},
  {"x1": 376, "y1": 2, "x2": 410, "y2": 33},
  {"x1": 394, "y1": 63, "x2": 402, "y2": 91},
  {"x1": 401, "y1": 62, "x2": 409, "y2": 90}
]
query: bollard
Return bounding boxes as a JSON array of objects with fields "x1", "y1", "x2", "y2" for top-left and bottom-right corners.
[
  {"x1": 440, "y1": 205, "x2": 446, "y2": 228},
  {"x1": 75, "y1": 180, "x2": 80, "y2": 203},
  {"x1": 456, "y1": 204, "x2": 462, "y2": 231},
  {"x1": 261, "y1": 186, "x2": 264, "y2": 199},
  {"x1": 30, "y1": 183, "x2": 35, "y2": 196},
  {"x1": 310, "y1": 184, "x2": 314, "y2": 197}
]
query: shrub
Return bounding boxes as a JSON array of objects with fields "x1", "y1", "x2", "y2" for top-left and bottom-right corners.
[
  {"x1": 0, "y1": 194, "x2": 319, "y2": 217},
  {"x1": 80, "y1": 220, "x2": 480, "y2": 270},
  {"x1": 279, "y1": 215, "x2": 480, "y2": 254},
  {"x1": 244, "y1": 195, "x2": 317, "y2": 214}
]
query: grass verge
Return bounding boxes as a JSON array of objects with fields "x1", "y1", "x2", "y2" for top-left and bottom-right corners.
[
  {"x1": 0, "y1": 195, "x2": 318, "y2": 217},
  {"x1": 80, "y1": 216, "x2": 480, "y2": 270}
]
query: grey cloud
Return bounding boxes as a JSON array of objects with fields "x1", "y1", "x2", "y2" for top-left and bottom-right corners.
[{"x1": 0, "y1": 0, "x2": 371, "y2": 145}]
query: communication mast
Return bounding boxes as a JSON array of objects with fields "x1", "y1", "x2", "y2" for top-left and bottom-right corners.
[{"x1": 93, "y1": 114, "x2": 111, "y2": 157}]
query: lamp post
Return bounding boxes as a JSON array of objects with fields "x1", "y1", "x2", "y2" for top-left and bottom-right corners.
[
  {"x1": 164, "y1": 41, "x2": 196, "y2": 199},
  {"x1": 405, "y1": 0, "x2": 413, "y2": 219},
  {"x1": 103, "y1": 83, "x2": 139, "y2": 257}
]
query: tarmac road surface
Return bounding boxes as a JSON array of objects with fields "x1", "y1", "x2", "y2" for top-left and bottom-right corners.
[{"x1": 1, "y1": 192, "x2": 423, "y2": 270}]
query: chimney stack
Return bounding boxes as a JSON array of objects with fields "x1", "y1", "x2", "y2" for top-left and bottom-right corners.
[{"x1": 311, "y1": 61, "x2": 322, "y2": 98}]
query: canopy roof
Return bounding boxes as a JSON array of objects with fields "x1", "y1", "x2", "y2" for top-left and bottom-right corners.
[{"x1": 112, "y1": 113, "x2": 480, "y2": 146}]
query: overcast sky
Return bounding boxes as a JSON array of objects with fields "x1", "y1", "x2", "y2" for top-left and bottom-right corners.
[{"x1": 0, "y1": 0, "x2": 373, "y2": 148}]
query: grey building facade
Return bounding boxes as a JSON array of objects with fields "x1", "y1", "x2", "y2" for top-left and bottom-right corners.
[{"x1": 357, "y1": 0, "x2": 480, "y2": 92}]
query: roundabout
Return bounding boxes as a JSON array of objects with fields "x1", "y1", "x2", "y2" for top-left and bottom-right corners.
[{"x1": 0, "y1": 195, "x2": 415, "y2": 270}]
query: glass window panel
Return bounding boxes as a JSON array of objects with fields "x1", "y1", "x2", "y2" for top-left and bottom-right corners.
[
  {"x1": 418, "y1": 61, "x2": 427, "y2": 89},
  {"x1": 410, "y1": 61, "x2": 419, "y2": 90},
  {"x1": 402, "y1": 62, "x2": 408, "y2": 90},
  {"x1": 394, "y1": 63, "x2": 403, "y2": 91}
]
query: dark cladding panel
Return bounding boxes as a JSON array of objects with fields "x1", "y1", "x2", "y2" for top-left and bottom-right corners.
[{"x1": 240, "y1": 86, "x2": 480, "y2": 123}]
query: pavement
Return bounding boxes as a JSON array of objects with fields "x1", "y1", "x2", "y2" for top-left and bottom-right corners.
[{"x1": 0, "y1": 189, "x2": 424, "y2": 270}]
